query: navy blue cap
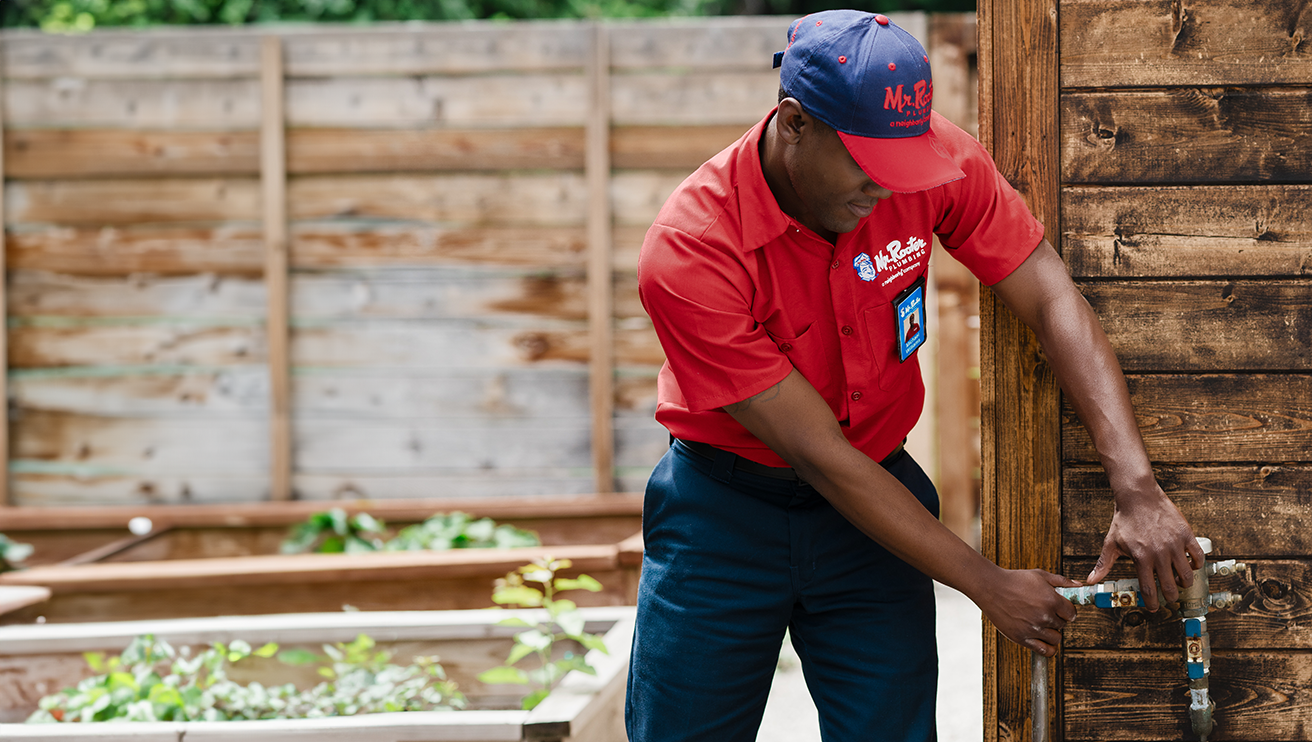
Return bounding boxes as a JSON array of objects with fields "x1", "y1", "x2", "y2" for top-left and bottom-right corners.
[{"x1": 774, "y1": 10, "x2": 965, "y2": 193}]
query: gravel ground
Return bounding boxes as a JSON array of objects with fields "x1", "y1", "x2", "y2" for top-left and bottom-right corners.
[{"x1": 756, "y1": 581, "x2": 983, "y2": 742}]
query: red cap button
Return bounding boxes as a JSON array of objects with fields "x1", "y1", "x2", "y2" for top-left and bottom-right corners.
[
  {"x1": 850, "y1": 391, "x2": 863, "y2": 401},
  {"x1": 841, "y1": 325, "x2": 854, "y2": 336},
  {"x1": 875, "y1": 14, "x2": 889, "y2": 25}
]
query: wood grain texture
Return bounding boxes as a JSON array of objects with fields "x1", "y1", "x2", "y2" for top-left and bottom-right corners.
[
  {"x1": 10, "y1": 410, "x2": 667, "y2": 474},
  {"x1": 0, "y1": 64, "x2": 8, "y2": 506},
  {"x1": 1078, "y1": 281, "x2": 1312, "y2": 372},
  {"x1": 587, "y1": 25, "x2": 615, "y2": 494},
  {"x1": 1063, "y1": 651, "x2": 1312, "y2": 741},
  {"x1": 8, "y1": 470, "x2": 657, "y2": 506},
  {"x1": 8, "y1": 321, "x2": 662, "y2": 369},
  {"x1": 978, "y1": 0, "x2": 1062, "y2": 739},
  {"x1": 3, "y1": 28, "x2": 262, "y2": 79},
  {"x1": 1062, "y1": 185, "x2": 1312, "y2": 278},
  {"x1": 1064, "y1": 464, "x2": 1312, "y2": 557},
  {"x1": 1062, "y1": 558, "x2": 1312, "y2": 649},
  {"x1": 1060, "y1": 0, "x2": 1312, "y2": 88},
  {"x1": 11, "y1": 368, "x2": 656, "y2": 420},
  {"x1": 1062, "y1": 88, "x2": 1312, "y2": 185},
  {"x1": 610, "y1": 125, "x2": 745, "y2": 169},
  {"x1": 5, "y1": 129, "x2": 260, "y2": 178},
  {"x1": 262, "y1": 34, "x2": 292, "y2": 502}
]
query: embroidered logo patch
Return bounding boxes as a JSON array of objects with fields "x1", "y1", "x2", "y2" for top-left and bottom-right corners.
[{"x1": 853, "y1": 252, "x2": 878, "y2": 282}]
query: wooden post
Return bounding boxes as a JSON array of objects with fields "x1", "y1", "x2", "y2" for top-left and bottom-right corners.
[
  {"x1": 929, "y1": 13, "x2": 982, "y2": 546},
  {"x1": 977, "y1": 0, "x2": 1062, "y2": 741},
  {"x1": 261, "y1": 36, "x2": 293, "y2": 501},
  {"x1": 0, "y1": 38, "x2": 10, "y2": 508},
  {"x1": 586, "y1": 23, "x2": 615, "y2": 494}
]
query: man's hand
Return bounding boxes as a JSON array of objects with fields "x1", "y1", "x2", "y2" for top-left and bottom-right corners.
[
  {"x1": 1085, "y1": 486, "x2": 1205, "y2": 611},
  {"x1": 976, "y1": 567, "x2": 1081, "y2": 657}
]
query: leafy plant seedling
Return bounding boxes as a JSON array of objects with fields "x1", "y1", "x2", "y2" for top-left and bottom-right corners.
[
  {"x1": 27, "y1": 633, "x2": 464, "y2": 723},
  {"x1": 280, "y1": 509, "x2": 539, "y2": 554},
  {"x1": 0, "y1": 533, "x2": 34, "y2": 573},
  {"x1": 477, "y1": 557, "x2": 608, "y2": 710}
]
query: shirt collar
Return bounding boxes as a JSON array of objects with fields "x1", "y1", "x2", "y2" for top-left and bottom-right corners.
[{"x1": 735, "y1": 107, "x2": 795, "y2": 252}]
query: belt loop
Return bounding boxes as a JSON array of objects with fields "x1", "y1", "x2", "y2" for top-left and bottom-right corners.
[{"x1": 710, "y1": 447, "x2": 736, "y2": 484}]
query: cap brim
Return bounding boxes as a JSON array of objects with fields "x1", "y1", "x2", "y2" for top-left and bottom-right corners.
[{"x1": 837, "y1": 128, "x2": 966, "y2": 194}]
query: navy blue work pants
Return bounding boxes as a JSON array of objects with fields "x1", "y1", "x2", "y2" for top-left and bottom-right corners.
[{"x1": 626, "y1": 440, "x2": 940, "y2": 742}]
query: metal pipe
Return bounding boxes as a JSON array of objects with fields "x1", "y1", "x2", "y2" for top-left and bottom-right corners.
[{"x1": 1032, "y1": 651, "x2": 1049, "y2": 742}]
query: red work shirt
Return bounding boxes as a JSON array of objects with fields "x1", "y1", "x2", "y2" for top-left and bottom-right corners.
[{"x1": 637, "y1": 110, "x2": 1043, "y2": 468}]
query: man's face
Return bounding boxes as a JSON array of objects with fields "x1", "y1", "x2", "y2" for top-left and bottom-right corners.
[{"x1": 784, "y1": 116, "x2": 894, "y2": 236}]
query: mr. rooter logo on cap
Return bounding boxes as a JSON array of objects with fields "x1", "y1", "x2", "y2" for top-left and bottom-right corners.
[{"x1": 773, "y1": 9, "x2": 964, "y2": 193}]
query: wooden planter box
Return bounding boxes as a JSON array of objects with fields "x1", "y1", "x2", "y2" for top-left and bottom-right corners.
[
  {"x1": 0, "y1": 495, "x2": 644, "y2": 624},
  {"x1": 0, "y1": 606, "x2": 635, "y2": 741}
]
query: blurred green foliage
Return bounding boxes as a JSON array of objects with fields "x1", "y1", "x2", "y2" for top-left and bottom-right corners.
[{"x1": 2, "y1": 0, "x2": 972, "y2": 30}]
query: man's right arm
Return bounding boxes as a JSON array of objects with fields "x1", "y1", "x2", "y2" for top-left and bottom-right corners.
[{"x1": 724, "y1": 367, "x2": 1081, "y2": 656}]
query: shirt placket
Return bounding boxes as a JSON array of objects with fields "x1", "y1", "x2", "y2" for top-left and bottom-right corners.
[{"x1": 828, "y1": 239, "x2": 868, "y2": 425}]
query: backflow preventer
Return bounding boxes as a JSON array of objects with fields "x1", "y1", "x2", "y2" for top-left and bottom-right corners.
[{"x1": 1035, "y1": 537, "x2": 1245, "y2": 742}]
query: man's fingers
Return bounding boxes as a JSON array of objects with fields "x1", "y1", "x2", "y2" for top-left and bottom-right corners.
[
  {"x1": 1171, "y1": 548, "x2": 1197, "y2": 589},
  {"x1": 1086, "y1": 541, "x2": 1122, "y2": 585},
  {"x1": 1136, "y1": 559, "x2": 1160, "y2": 612},
  {"x1": 1025, "y1": 636, "x2": 1059, "y2": 657}
]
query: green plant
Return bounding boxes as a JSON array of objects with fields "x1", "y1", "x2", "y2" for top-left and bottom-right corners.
[
  {"x1": 280, "y1": 509, "x2": 539, "y2": 554},
  {"x1": 280, "y1": 508, "x2": 388, "y2": 554},
  {"x1": 27, "y1": 633, "x2": 464, "y2": 723},
  {"x1": 0, "y1": 533, "x2": 34, "y2": 573},
  {"x1": 477, "y1": 557, "x2": 608, "y2": 710}
]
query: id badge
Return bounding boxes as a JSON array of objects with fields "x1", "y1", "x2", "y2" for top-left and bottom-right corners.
[{"x1": 893, "y1": 275, "x2": 927, "y2": 363}]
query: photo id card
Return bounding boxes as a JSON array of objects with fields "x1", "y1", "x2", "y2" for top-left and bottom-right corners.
[{"x1": 894, "y1": 275, "x2": 927, "y2": 363}]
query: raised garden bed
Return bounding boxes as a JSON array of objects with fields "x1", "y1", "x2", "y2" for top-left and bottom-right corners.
[
  {"x1": 0, "y1": 606, "x2": 634, "y2": 741},
  {"x1": 0, "y1": 495, "x2": 644, "y2": 624}
]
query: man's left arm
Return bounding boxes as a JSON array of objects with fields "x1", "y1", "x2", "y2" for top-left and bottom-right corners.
[{"x1": 989, "y1": 239, "x2": 1205, "y2": 611}]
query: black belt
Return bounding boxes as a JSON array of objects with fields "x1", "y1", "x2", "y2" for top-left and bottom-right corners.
[{"x1": 675, "y1": 438, "x2": 906, "y2": 481}]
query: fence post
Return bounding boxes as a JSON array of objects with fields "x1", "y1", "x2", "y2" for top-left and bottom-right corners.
[
  {"x1": 587, "y1": 22, "x2": 615, "y2": 494},
  {"x1": 0, "y1": 36, "x2": 9, "y2": 507},
  {"x1": 261, "y1": 35, "x2": 293, "y2": 501}
]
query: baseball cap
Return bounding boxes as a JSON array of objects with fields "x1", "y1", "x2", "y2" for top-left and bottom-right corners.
[{"x1": 773, "y1": 10, "x2": 965, "y2": 193}]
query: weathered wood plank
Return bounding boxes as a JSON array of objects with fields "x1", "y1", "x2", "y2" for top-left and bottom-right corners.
[
  {"x1": 978, "y1": 0, "x2": 1062, "y2": 738},
  {"x1": 7, "y1": 225, "x2": 267, "y2": 275},
  {"x1": 1060, "y1": 0, "x2": 1312, "y2": 89},
  {"x1": 1061, "y1": 558, "x2": 1312, "y2": 650},
  {"x1": 1062, "y1": 185, "x2": 1312, "y2": 278},
  {"x1": 10, "y1": 324, "x2": 266, "y2": 368},
  {"x1": 1079, "y1": 281, "x2": 1312, "y2": 372},
  {"x1": 5, "y1": 129, "x2": 261, "y2": 178},
  {"x1": 5, "y1": 74, "x2": 785, "y2": 129},
  {"x1": 4, "y1": 78, "x2": 263, "y2": 128},
  {"x1": 5, "y1": 178, "x2": 262, "y2": 226},
  {"x1": 5, "y1": 223, "x2": 648, "y2": 274},
  {"x1": 587, "y1": 24, "x2": 615, "y2": 494},
  {"x1": 1063, "y1": 374, "x2": 1312, "y2": 464},
  {"x1": 10, "y1": 368, "x2": 657, "y2": 420},
  {"x1": 0, "y1": 17, "x2": 795, "y2": 79},
  {"x1": 610, "y1": 71, "x2": 778, "y2": 126},
  {"x1": 288, "y1": 127, "x2": 587, "y2": 173},
  {"x1": 8, "y1": 321, "x2": 662, "y2": 369},
  {"x1": 0, "y1": 63, "x2": 9, "y2": 506},
  {"x1": 1062, "y1": 88, "x2": 1312, "y2": 185},
  {"x1": 8, "y1": 472, "x2": 621, "y2": 506},
  {"x1": 3, "y1": 125, "x2": 734, "y2": 177},
  {"x1": 2, "y1": 28, "x2": 261, "y2": 79},
  {"x1": 1063, "y1": 651, "x2": 1312, "y2": 741},
  {"x1": 8, "y1": 270, "x2": 643, "y2": 321},
  {"x1": 7, "y1": 172, "x2": 676, "y2": 228},
  {"x1": 610, "y1": 125, "x2": 743, "y2": 170},
  {"x1": 1064, "y1": 464, "x2": 1312, "y2": 557},
  {"x1": 10, "y1": 412, "x2": 667, "y2": 476},
  {"x1": 4, "y1": 128, "x2": 594, "y2": 177}
]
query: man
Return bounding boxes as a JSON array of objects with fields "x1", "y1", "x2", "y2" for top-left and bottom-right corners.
[{"x1": 627, "y1": 11, "x2": 1201, "y2": 741}]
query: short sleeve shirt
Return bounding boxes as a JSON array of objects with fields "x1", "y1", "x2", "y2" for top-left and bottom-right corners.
[{"x1": 637, "y1": 110, "x2": 1044, "y2": 468}]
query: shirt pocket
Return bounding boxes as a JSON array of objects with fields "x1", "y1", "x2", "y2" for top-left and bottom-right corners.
[
  {"x1": 764, "y1": 322, "x2": 845, "y2": 419},
  {"x1": 862, "y1": 302, "x2": 922, "y2": 393}
]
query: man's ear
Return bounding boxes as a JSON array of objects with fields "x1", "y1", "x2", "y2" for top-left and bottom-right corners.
[{"x1": 775, "y1": 98, "x2": 809, "y2": 146}]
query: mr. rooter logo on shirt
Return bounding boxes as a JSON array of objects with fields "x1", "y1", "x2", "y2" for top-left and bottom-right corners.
[{"x1": 853, "y1": 235, "x2": 928, "y2": 286}]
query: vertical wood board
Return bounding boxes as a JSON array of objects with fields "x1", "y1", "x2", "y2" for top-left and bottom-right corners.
[{"x1": 261, "y1": 36, "x2": 291, "y2": 501}]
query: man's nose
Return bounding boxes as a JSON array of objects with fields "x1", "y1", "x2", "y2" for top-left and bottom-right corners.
[{"x1": 863, "y1": 182, "x2": 893, "y2": 200}]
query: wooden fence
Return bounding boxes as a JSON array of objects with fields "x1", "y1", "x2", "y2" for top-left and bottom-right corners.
[{"x1": 0, "y1": 14, "x2": 979, "y2": 512}]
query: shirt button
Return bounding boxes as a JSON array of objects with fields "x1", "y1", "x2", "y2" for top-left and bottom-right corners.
[
  {"x1": 780, "y1": 343, "x2": 793, "y2": 352},
  {"x1": 841, "y1": 325, "x2": 854, "y2": 335},
  {"x1": 831, "y1": 260, "x2": 840, "y2": 269},
  {"x1": 851, "y1": 391, "x2": 863, "y2": 401}
]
